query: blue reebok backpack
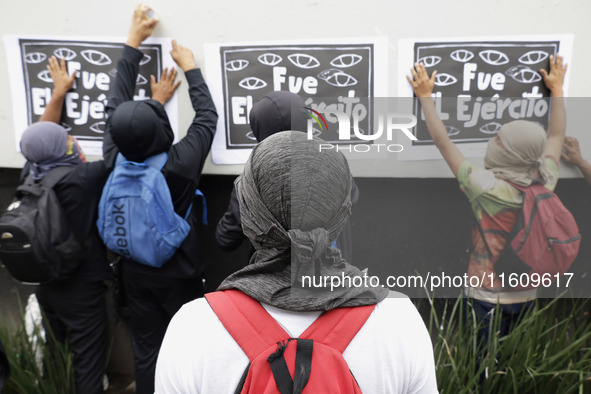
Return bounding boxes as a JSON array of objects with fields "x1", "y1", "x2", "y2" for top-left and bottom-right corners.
[{"x1": 97, "y1": 152, "x2": 199, "y2": 268}]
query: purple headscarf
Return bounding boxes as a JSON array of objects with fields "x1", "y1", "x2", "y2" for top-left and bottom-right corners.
[{"x1": 20, "y1": 122, "x2": 85, "y2": 181}]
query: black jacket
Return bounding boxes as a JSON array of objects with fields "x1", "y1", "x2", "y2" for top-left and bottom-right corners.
[
  {"x1": 103, "y1": 45, "x2": 217, "y2": 278},
  {"x1": 20, "y1": 156, "x2": 112, "y2": 282}
]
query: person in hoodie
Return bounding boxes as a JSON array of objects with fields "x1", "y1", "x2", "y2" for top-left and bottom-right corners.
[
  {"x1": 102, "y1": 6, "x2": 217, "y2": 394},
  {"x1": 215, "y1": 91, "x2": 358, "y2": 263}
]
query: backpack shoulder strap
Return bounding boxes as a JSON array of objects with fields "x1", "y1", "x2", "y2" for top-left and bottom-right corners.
[
  {"x1": 205, "y1": 290, "x2": 290, "y2": 361},
  {"x1": 300, "y1": 304, "x2": 376, "y2": 353},
  {"x1": 39, "y1": 166, "x2": 75, "y2": 188},
  {"x1": 116, "y1": 152, "x2": 168, "y2": 170},
  {"x1": 143, "y1": 152, "x2": 168, "y2": 170}
]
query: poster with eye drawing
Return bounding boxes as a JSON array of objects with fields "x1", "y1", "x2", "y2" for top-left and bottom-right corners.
[
  {"x1": 205, "y1": 37, "x2": 388, "y2": 165},
  {"x1": 397, "y1": 35, "x2": 573, "y2": 161},
  {"x1": 4, "y1": 35, "x2": 178, "y2": 156}
]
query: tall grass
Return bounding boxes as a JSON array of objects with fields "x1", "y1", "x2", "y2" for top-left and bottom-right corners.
[
  {"x1": 0, "y1": 313, "x2": 74, "y2": 394},
  {"x1": 426, "y1": 295, "x2": 591, "y2": 393},
  {"x1": 1, "y1": 295, "x2": 590, "y2": 393}
]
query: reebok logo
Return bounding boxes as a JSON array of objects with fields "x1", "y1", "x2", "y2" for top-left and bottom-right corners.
[{"x1": 112, "y1": 202, "x2": 131, "y2": 258}]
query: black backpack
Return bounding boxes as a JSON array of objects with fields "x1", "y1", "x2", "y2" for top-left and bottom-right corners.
[{"x1": 0, "y1": 166, "x2": 84, "y2": 284}]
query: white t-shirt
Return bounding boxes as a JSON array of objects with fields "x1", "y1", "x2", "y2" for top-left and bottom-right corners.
[{"x1": 155, "y1": 294, "x2": 438, "y2": 393}]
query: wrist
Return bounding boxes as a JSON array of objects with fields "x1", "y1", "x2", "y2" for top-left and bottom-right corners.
[
  {"x1": 126, "y1": 33, "x2": 143, "y2": 49},
  {"x1": 181, "y1": 63, "x2": 197, "y2": 73},
  {"x1": 551, "y1": 88, "x2": 564, "y2": 97},
  {"x1": 51, "y1": 89, "x2": 68, "y2": 100},
  {"x1": 152, "y1": 95, "x2": 167, "y2": 106}
]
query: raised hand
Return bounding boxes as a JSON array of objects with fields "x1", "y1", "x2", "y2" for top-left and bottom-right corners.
[
  {"x1": 47, "y1": 56, "x2": 76, "y2": 96},
  {"x1": 540, "y1": 54, "x2": 567, "y2": 96},
  {"x1": 406, "y1": 62, "x2": 437, "y2": 98},
  {"x1": 151, "y1": 67, "x2": 181, "y2": 105},
  {"x1": 126, "y1": 4, "x2": 159, "y2": 48},
  {"x1": 170, "y1": 40, "x2": 197, "y2": 72}
]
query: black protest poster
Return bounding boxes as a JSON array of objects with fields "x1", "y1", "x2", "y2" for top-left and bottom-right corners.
[
  {"x1": 412, "y1": 41, "x2": 559, "y2": 144},
  {"x1": 19, "y1": 39, "x2": 162, "y2": 149},
  {"x1": 219, "y1": 44, "x2": 374, "y2": 148}
]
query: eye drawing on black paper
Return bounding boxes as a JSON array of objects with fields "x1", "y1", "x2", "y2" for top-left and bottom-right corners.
[
  {"x1": 238, "y1": 77, "x2": 267, "y2": 90},
  {"x1": 317, "y1": 69, "x2": 358, "y2": 87},
  {"x1": 288, "y1": 53, "x2": 320, "y2": 69},
  {"x1": 330, "y1": 54, "x2": 363, "y2": 68}
]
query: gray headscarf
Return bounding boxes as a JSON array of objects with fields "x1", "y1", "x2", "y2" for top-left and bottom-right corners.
[
  {"x1": 20, "y1": 122, "x2": 84, "y2": 181},
  {"x1": 218, "y1": 131, "x2": 388, "y2": 311},
  {"x1": 484, "y1": 120, "x2": 551, "y2": 186}
]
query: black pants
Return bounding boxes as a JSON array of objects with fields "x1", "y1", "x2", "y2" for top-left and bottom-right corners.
[
  {"x1": 122, "y1": 268, "x2": 204, "y2": 394},
  {"x1": 36, "y1": 280, "x2": 108, "y2": 394}
]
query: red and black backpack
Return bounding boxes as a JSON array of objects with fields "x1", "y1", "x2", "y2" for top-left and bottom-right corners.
[
  {"x1": 478, "y1": 181, "x2": 580, "y2": 282},
  {"x1": 205, "y1": 290, "x2": 375, "y2": 394}
]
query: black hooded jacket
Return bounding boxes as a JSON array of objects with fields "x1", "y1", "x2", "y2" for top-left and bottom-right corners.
[
  {"x1": 103, "y1": 45, "x2": 217, "y2": 278},
  {"x1": 215, "y1": 91, "x2": 358, "y2": 263}
]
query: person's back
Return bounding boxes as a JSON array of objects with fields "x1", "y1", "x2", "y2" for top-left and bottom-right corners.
[
  {"x1": 407, "y1": 55, "x2": 569, "y2": 344},
  {"x1": 16, "y1": 55, "x2": 111, "y2": 394},
  {"x1": 155, "y1": 131, "x2": 438, "y2": 393}
]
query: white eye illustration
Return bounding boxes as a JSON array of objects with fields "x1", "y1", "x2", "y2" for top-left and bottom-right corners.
[
  {"x1": 446, "y1": 126, "x2": 460, "y2": 136},
  {"x1": 53, "y1": 48, "x2": 77, "y2": 61},
  {"x1": 139, "y1": 54, "x2": 152, "y2": 66},
  {"x1": 108, "y1": 68, "x2": 118, "y2": 78},
  {"x1": 479, "y1": 50, "x2": 509, "y2": 66},
  {"x1": 238, "y1": 77, "x2": 267, "y2": 90},
  {"x1": 24, "y1": 52, "x2": 47, "y2": 64},
  {"x1": 60, "y1": 122, "x2": 72, "y2": 132},
  {"x1": 90, "y1": 121, "x2": 106, "y2": 134},
  {"x1": 479, "y1": 122, "x2": 502, "y2": 134},
  {"x1": 505, "y1": 65, "x2": 542, "y2": 83},
  {"x1": 288, "y1": 53, "x2": 320, "y2": 69},
  {"x1": 434, "y1": 73, "x2": 457, "y2": 87},
  {"x1": 225, "y1": 59, "x2": 249, "y2": 72},
  {"x1": 330, "y1": 54, "x2": 363, "y2": 68},
  {"x1": 37, "y1": 69, "x2": 53, "y2": 83},
  {"x1": 317, "y1": 69, "x2": 357, "y2": 87},
  {"x1": 245, "y1": 131, "x2": 257, "y2": 141},
  {"x1": 80, "y1": 49, "x2": 112, "y2": 66},
  {"x1": 417, "y1": 55, "x2": 441, "y2": 67},
  {"x1": 258, "y1": 53, "x2": 282, "y2": 66},
  {"x1": 518, "y1": 51, "x2": 549, "y2": 65},
  {"x1": 136, "y1": 74, "x2": 148, "y2": 85},
  {"x1": 450, "y1": 49, "x2": 474, "y2": 63}
]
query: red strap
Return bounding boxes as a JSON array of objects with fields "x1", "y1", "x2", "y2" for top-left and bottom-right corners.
[
  {"x1": 300, "y1": 304, "x2": 376, "y2": 353},
  {"x1": 205, "y1": 290, "x2": 289, "y2": 361},
  {"x1": 206, "y1": 290, "x2": 376, "y2": 358}
]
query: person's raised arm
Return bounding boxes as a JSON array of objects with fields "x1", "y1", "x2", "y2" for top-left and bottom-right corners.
[
  {"x1": 103, "y1": 4, "x2": 158, "y2": 160},
  {"x1": 166, "y1": 40, "x2": 218, "y2": 181},
  {"x1": 39, "y1": 56, "x2": 76, "y2": 123},
  {"x1": 105, "y1": 4, "x2": 158, "y2": 116},
  {"x1": 540, "y1": 54, "x2": 568, "y2": 161},
  {"x1": 562, "y1": 136, "x2": 591, "y2": 185},
  {"x1": 407, "y1": 62, "x2": 465, "y2": 177}
]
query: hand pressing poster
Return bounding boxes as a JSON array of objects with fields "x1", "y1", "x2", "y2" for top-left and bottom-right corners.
[
  {"x1": 205, "y1": 37, "x2": 388, "y2": 165},
  {"x1": 397, "y1": 35, "x2": 573, "y2": 161},
  {"x1": 4, "y1": 35, "x2": 178, "y2": 156}
]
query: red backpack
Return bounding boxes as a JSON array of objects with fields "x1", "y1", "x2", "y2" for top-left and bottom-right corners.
[
  {"x1": 205, "y1": 290, "x2": 375, "y2": 394},
  {"x1": 481, "y1": 182, "x2": 580, "y2": 280}
]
